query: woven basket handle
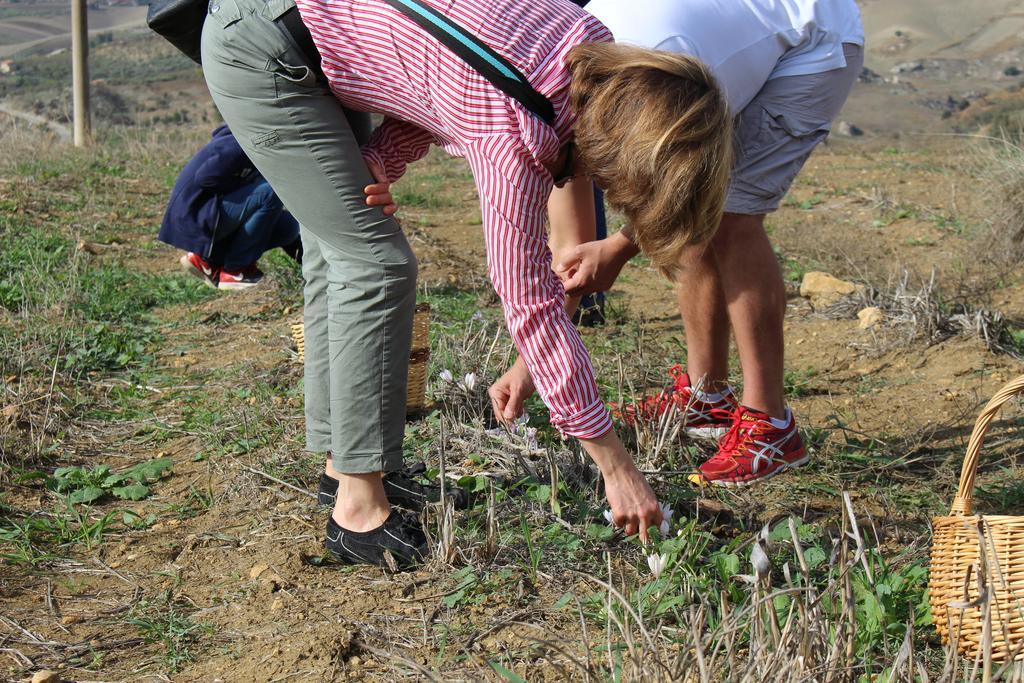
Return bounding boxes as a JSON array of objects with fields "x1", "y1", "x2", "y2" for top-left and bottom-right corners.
[{"x1": 950, "y1": 375, "x2": 1024, "y2": 515}]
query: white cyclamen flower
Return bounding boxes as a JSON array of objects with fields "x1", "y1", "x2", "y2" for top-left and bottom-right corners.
[
  {"x1": 647, "y1": 553, "x2": 669, "y2": 579},
  {"x1": 656, "y1": 502, "x2": 674, "y2": 535},
  {"x1": 659, "y1": 502, "x2": 674, "y2": 525},
  {"x1": 462, "y1": 372, "x2": 477, "y2": 391},
  {"x1": 439, "y1": 369, "x2": 454, "y2": 383},
  {"x1": 602, "y1": 509, "x2": 614, "y2": 525},
  {"x1": 750, "y1": 541, "x2": 771, "y2": 581}
]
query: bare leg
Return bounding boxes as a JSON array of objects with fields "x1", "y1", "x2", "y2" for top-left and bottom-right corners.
[
  {"x1": 331, "y1": 472, "x2": 390, "y2": 532},
  {"x1": 712, "y1": 212, "x2": 786, "y2": 419},
  {"x1": 675, "y1": 244, "x2": 730, "y2": 391}
]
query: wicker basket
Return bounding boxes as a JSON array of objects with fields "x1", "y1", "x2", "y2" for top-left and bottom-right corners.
[
  {"x1": 929, "y1": 375, "x2": 1024, "y2": 662},
  {"x1": 290, "y1": 302, "x2": 431, "y2": 414}
]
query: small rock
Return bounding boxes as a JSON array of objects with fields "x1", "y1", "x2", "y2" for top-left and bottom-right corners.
[
  {"x1": 60, "y1": 614, "x2": 81, "y2": 625},
  {"x1": 858, "y1": 66, "x2": 882, "y2": 84},
  {"x1": 270, "y1": 597, "x2": 284, "y2": 610},
  {"x1": 857, "y1": 307, "x2": 884, "y2": 328},
  {"x1": 249, "y1": 563, "x2": 270, "y2": 580},
  {"x1": 75, "y1": 240, "x2": 103, "y2": 255},
  {"x1": 891, "y1": 60, "x2": 924, "y2": 74},
  {"x1": 799, "y1": 271, "x2": 864, "y2": 309},
  {"x1": 31, "y1": 671, "x2": 60, "y2": 683},
  {"x1": 837, "y1": 121, "x2": 863, "y2": 137}
]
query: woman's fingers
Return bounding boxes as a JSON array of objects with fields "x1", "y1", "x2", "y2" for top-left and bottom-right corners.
[
  {"x1": 488, "y1": 385, "x2": 512, "y2": 427},
  {"x1": 364, "y1": 182, "x2": 391, "y2": 196},
  {"x1": 637, "y1": 519, "x2": 650, "y2": 545},
  {"x1": 364, "y1": 183, "x2": 397, "y2": 215}
]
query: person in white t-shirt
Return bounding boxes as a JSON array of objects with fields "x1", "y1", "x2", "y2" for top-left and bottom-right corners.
[{"x1": 488, "y1": 0, "x2": 864, "y2": 488}]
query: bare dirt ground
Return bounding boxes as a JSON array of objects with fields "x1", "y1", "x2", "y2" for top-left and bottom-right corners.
[{"x1": 2, "y1": 118, "x2": 1023, "y2": 680}]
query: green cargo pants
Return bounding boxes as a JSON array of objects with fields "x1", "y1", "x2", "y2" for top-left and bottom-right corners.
[{"x1": 201, "y1": 0, "x2": 416, "y2": 474}]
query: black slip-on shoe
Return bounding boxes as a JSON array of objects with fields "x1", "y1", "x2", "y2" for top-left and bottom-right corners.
[
  {"x1": 325, "y1": 510, "x2": 428, "y2": 568},
  {"x1": 318, "y1": 463, "x2": 469, "y2": 511}
]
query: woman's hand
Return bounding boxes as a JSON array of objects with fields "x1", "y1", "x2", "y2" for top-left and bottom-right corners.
[
  {"x1": 554, "y1": 231, "x2": 639, "y2": 297},
  {"x1": 364, "y1": 158, "x2": 398, "y2": 216},
  {"x1": 487, "y1": 356, "x2": 536, "y2": 426},
  {"x1": 579, "y1": 431, "x2": 662, "y2": 544}
]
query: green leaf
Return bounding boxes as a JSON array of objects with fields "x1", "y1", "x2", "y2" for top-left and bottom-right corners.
[
  {"x1": 804, "y1": 546, "x2": 827, "y2": 569},
  {"x1": 122, "y1": 457, "x2": 174, "y2": 483},
  {"x1": 122, "y1": 511, "x2": 157, "y2": 529},
  {"x1": 102, "y1": 473, "x2": 130, "y2": 487},
  {"x1": 68, "y1": 486, "x2": 106, "y2": 504},
  {"x1": 442, "y1": 589, "x2": 467, "y2": 608},
  {"x1": 713, "y1": 552, "x2": 741, "y2": 579},
  {"x1": 112, "y1": 484, "x2": 150, "y2": 501},
  {"x1": 585, "y1": 524, "x2": 615, "y2": 541},
  {"x1": 552, "y1": 592, "x2": 573, "y2": 610},
  {"x1": 456, "y1": 474, "x2": 489, "y2": 493},
  {"x1": 489, "y1": 663, "x2": 527, "y2": 683}
]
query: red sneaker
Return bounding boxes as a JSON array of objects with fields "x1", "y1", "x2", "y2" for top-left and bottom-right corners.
[
  {"x1": 610, "y1": 365, "x2": 736, "y2": 441},
  {"x1": 179, "y1": 252, "x2": 219, "y2": 289},
  {"x1": 669, "y1": 368, "x2": 737, "y2": 442},
  {"x1": 696, "y1": 407, "x2": 808, "y2": 487},
  {"x1": 218, "y1": 265, "x2": 264, "y2": 290}
]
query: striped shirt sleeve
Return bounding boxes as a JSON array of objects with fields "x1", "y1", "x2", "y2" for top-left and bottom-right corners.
[
  {"x1": 463, "y1": 134, "x2": 612, "y2": 439},
  {"x1": 362, "y1": 116, "x2": 438, "y2": 182}
]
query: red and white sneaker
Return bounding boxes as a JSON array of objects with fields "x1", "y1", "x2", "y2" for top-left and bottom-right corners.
[
  {"x1": 218, "y1": 265, "x2": 264, "y2": 290},
  {"x1": 670, "y1": 368, "x2": 737, "y2": 442},
  {"x1": 695, "y1": 407, "x2": 808, "y2": 487},
  {"x1": 611, "y1": 365, "x2": 736, "y2": 441},
  {"x1": 179, "y1": 252, "x2": 219, "y2": 289}
]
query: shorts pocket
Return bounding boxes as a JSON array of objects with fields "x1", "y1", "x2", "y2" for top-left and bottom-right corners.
[{"x1": 732, "y1": 103, "x2": 829, "y2": 200}]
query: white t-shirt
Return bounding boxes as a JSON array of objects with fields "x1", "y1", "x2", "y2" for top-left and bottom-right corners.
[{"x1": 585, "y1": 0, "x2": 865, "y2": 113}]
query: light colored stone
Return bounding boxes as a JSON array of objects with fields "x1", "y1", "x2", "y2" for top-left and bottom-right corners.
[
  {"x1": 249, "y1": 563, "x2": 270, "y2": 580},
  {"x1": 799, "y1": 271, "x2": 864, "y2": 309},
  {"x1": 31, "y1": 670, "x2": 60, "y2": 683},
  {"x1": 837, "y1": 120, "x2": 864, "y2": 137},
  {"x1": 857, "y1": 307, "x2": 884, "y2": 328}
]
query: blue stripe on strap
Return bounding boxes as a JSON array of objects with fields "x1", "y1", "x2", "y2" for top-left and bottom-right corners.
[{"x1": 388, "y1": 0, "x2": 522, "y2": 83}]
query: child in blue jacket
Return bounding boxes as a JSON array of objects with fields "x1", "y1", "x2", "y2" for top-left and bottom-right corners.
[{"x1": 158, "y1": 124, "x2": 301, "y2": 289}]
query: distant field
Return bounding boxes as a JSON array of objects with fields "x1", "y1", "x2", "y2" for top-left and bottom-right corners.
[{"x1": 0, "y1": 5, "x2": 146, "y2": 56}]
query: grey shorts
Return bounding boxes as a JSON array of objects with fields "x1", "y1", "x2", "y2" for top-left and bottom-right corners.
[{"x1": 725, "y1": 43, "x2": 864, "y2": 215}]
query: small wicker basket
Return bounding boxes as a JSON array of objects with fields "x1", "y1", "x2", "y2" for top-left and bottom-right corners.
[
  {"x1": 929, "y1": 375, "x2": 1024, "y2": 662},
  {"x1": 290, "y1": 302, "x2": 431, "y2": 414}
]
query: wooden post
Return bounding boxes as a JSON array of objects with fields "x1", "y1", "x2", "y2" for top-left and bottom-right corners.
[{"x1": 71, "y1": 0, "x2": 90, "y2": 146}]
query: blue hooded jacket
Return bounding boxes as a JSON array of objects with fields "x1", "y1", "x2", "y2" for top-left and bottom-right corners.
[{"x1": 158, "y1": 125, "x2": 258, "y2": 258}]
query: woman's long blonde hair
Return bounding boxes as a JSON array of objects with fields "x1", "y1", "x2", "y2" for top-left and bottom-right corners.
[{"x1": 568, "y1": 42, "x2": 733, "y2": 278}]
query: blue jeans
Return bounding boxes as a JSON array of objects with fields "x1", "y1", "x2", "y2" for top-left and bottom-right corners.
[{"x1": 215, "y1": 178, "x2": 300, "y2": 269}]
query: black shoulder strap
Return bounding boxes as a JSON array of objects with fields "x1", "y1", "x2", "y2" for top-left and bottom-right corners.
[{"x1": 381, "y1": 0, "x2": 555, "y2": 125}]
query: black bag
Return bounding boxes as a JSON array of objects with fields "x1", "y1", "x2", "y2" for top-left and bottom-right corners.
[{"x1": 146, "y1": 0, "x2": 209, "y2": 64}]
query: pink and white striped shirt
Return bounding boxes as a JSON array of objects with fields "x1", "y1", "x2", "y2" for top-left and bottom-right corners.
[{"x1": 294, "y1": 0, "x2": 614, "y2": 438}]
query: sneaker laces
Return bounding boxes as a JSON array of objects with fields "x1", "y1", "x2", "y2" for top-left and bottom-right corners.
[{"x1": 713, "y1": 409, "x2": 757, "y2": 460}]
